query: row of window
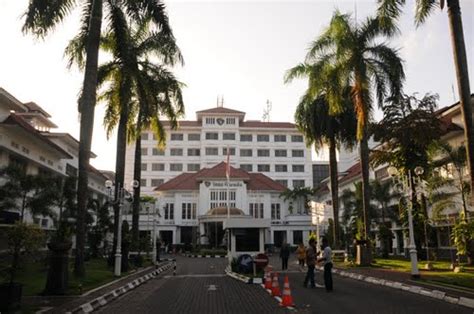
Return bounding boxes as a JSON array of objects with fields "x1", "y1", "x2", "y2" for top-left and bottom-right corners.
[
  {"x1": 140, "y1": 177, "x2": 305, "y2": 188},
  {"x1": 161, "y1": 202, "x2": 282, "y2": 220},
  {"x1": 141, "y1": 147, "x2": 305, "y2": 158},
  {"x1": 141, "y1": 132, "x2": 304, "y2": 143},
  {"x1": 141, "y1": 162, "x2": 305, "y2": 173}
]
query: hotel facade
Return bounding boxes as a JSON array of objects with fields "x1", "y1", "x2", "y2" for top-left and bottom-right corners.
[{"x1": 124, "y1": 106, "x2": 316, "y2": 248}]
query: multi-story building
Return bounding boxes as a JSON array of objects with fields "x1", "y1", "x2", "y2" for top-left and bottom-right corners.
[{"x1": 124, "y1": 105, "x2": 315, "y2": 247}]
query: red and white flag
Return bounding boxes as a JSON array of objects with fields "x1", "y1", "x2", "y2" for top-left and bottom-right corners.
[{"x1": 226, "y1": 147, "x2": 230, "y2": 180}]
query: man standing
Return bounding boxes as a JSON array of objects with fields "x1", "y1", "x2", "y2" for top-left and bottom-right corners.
[
  {"x1": 280, "y1": 240, "x2": 290, "y2": 270},
  {"x1": 303, "y1": 238, "x2": 317, "y2": 288},
  {"x1": 318, "y1": 238, "x2": 333, "y2": 292}
]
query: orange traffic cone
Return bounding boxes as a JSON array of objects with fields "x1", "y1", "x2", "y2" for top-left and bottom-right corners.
[
  {"x1": 264, "y1": 270, "x2": 272, "y2": 290},
  {"x1": 280, "y1": 275, "x2": 294, "y2": 307},
  {"x1": 271, "y1": 272, "x2": 281, "y2": 296}
]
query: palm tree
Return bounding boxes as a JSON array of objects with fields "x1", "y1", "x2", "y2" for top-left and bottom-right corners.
[
  {"x1": 377, "y1": 0, "x2": 474, "y2": 208},
  {"x1": 280, "y1": 187, "x2": 314, "y2": 214},
  {"x1": 93, "y1": 9, "x2": 183, "y2": 253},
  {"x1": 291, "y1": 11, "x2": 405, "y2": 240},
  {"x1": 23, "y1": 0, "x2": 177, "y2": 277},
  {"x1": 291, "y1": 92, "x2": 357, "y2": 248}
]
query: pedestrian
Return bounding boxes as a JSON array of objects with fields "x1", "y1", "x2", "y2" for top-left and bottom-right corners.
[
  {"x1": 280, "y1": 240, "x2": 290, "y2": 270},
  {"x1": 317, "y1": 237, "x2": 333, "y2": 292},
  {"x1": 303, "y1": 238, "x2": 317, "y2": 288},
  {"x1": 296, "y1": 242, "x2": 306, "y2": 271},
  {"x1": 156, "y1": 239, "x2": 162, "y2": 262}
]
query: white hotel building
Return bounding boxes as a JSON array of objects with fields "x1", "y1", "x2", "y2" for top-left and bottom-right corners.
[{"x1": 124, "y1": 106, "x2": 315, "y2": 248}]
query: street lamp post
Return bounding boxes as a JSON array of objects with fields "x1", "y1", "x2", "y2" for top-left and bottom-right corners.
[
  {"x1": 105, "y1": 179, "x2": 139, "y2": 277},
  {"x1": 152, "y1": 203, "x2": 157, "y2": 264},
  {"x1": 387, "y1": 166, "x2": 424, "y2": 279}
]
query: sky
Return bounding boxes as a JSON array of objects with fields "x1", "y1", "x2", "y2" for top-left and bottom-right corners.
[{"x1": 0, "y1": 0, "x2": 473, "y2": 171}]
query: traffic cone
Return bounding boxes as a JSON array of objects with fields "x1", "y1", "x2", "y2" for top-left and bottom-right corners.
[
  {"x1": 280, "y1": 275, "x2": 294, "y2": 307},
  {"x1": 271, "y1": 272, "x2": 281, "y2": 296},
  {"x1": 264, "y1": 270, "x2": 272, "y2": 290}
]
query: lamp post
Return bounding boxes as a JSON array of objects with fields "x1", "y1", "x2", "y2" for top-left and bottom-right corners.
[
  {"x1": 105, "y1": 179, "x2": 139, "y2": 277},
  {"x1": 387, "y1": 166, "x2": 424, "y2": 279},
  {"x1": 310, "y1": 201, "x2": 325, "y2": 248}
]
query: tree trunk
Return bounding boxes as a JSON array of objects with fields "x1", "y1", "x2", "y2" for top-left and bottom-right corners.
[
  {"x1": 359, "y1": 132, "x2": 371, "y2": 240},
  {"x1": 75, "y1": 0, "x2": 103, "y2": 278},
  {"x1": 447, "y1": 0, "x2": 474, "y2": 206},
  {"x1": 131, "y1": 136, "x2": 142, "y2": 249},
  {"x1": 112, "y1": 105, "x2": 129, "y2": 257},
  {"x1": 329, "y1": 136, "x2": 340, "y2": 249}
]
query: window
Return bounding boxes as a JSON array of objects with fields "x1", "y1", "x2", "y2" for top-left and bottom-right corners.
[
  {"x1": 240, "y1": 134, "x2": 252, "y2": 142},
  {"x1": 292, "y1": 180, "x2": 305, "y2": 188},
  {"x1": 152, "y1": 148, "x2": 165, "y2": 156},
  {"x1": 170, "y1": 163, "x2": 183, "y2": 171},
  {"x1": 41, "y1": 219, "x2": 48, "y2": 228},
  {"x1": 293, "y1": 231, "x2": 303, "y2": 245},
  {"x1": 206, "y1": 117, "x2": 215, "y2": 125},
  {"x1": 66, "y1": 164, "x2": 78, "y2": 177},
  {"x1": 271, "y1": 203, "x2": 281, "y2": 220},
  {"x1": 223, "y1": 147, "x2": 236, "y2": 155},
  {"x1": 275, "y1": 164, "x2": 288, "y2": 172},
  {"x1": 188, "y1": 133, "x2": 201, "y2": 141},
  {"x1": 140, "y1": 179, "x2": 147, "y2": 187},
  {"x1": 170, "y1": 148, "x2": 183, "y2": 156},
  {"x1": 375, "y1": 167, "x2": 389, "y2": 180},
  {"x1": 292, "y1": 165, "x2": 305, "y2": 172},
  {"x1": 187, "y1": 164, "x2": 200, "y2": 171},
  {"x1": 151, "y1": 179, "x2": 164, "y2": 187},
  {"x1": 274, "y1": 135, "x2": 286, "y2": 142},
  {"x1": 226, "y1": 117, "x2": 236, "y2": 125},
  {"x1": 210, "y1": 190, "x2": 236, "y2": 208},
  {"x1": 249, "y1": 203, "x2": 264, "y2": 218},
  {"x1": 257, "y1": 149, "x2": 270, "y2": 157},
  {"x1": 257, "y1": 134, "x2": 269, "y2": 142},
  {"x1": 152, "y1": 134, "x2": 158, "y2": 140},
  {"x1": 152, "y1": 163, "x2": 165, "y2": 171},
  {"x1": 276, "y1": 180, "x2": 288, "y2": 187},
  {"x1": 240, "y1": 149, "x2": 253, "y2": 157},
  {"x1": 182, "y1": 203, "x2": 197, "y2": 220},
  {"x1": 223, "y1": 133, "x2": 236, "y2": 140},
  {"x1": 206, "y1": 132, "x2": 219, "y2": 140},
  {"x1": 257, "y1": 164, "x2": 270, "y2": 172},
  {"x1": 275, "y1": 149, "x2": 287, "y2": 157},
  {"x1": 240, "y1": 164, "x2": 253, "y2": 172},
  {"x1": 292, "y1": 150, "x2": 304, "y2": 157},
  {"x1": 164, "y1": 203, "x2": 174, "y2": 220},
  {"x1": 187, "y1": 148, "x2": 200, "y2": 156},
  {"x1": 141, "y1": 163, "x2": 147, "y2": 171},
  {"x1": 291, "y1": 135, "x2": 304, "y2": 142},
  {"x1": 170, "y1": 133, "x2": 184, "y2": 141},
  {"x1": 141, "y1": 148, "x2": 148, "y2": 156},
  {"x1": 205, "y1": 147, "x2": 219, "y2": 155},
  {"x1": 141, "y1": 132, "x2": 149, "y2": 140}
]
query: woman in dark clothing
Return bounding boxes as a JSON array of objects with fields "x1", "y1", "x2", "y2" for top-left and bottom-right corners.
[{"x1": 280, "y1": 240, "x2": 290, "y2": 270}]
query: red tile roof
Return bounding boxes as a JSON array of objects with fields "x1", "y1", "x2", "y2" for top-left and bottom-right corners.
[
  {"x1": 339, "y1": 162, "x2": 362, "y2": 185},
  {"x1": 1, "y1": 114, "x2": 72, "y2": 159},
  {"x1": 196, "y1": 107, "x2": 245, "y2": 115},
  {"x1": 155, "y1": 162, "x2": 285, "y2": 192}
]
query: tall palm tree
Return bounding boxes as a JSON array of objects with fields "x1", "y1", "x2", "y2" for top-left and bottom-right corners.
[
  {"x1": 23, "y1": 0, "x2": 177, "y2": 277},
  {"x1": 291, "y1": 11, "x2": 405, "y2": 240},
  {"x1": 377, "y1": 0, "x2": 474, "y2": 208},
  {"x1": 93, "y1": 8, "x2": 183, "y2": 253},
  {"x1": 291, "y1": 92, "x2": 357, "y2": 248}
]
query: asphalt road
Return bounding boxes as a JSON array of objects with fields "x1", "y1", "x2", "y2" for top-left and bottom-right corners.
[{"x1": 97, "y1": 255, "x2": 472, "y2": 314}]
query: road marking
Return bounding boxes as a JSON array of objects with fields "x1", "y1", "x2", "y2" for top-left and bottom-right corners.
[
  {"x1": 164, "y1": 274, "x2": 227, "y2": 278},
  {"x1": 207, "y1": 284, "x2": 218, "y2": 291}
]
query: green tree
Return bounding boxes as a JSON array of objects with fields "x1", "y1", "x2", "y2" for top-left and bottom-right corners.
[
  {"x1": 280, "y1": 187, "x2": 314, "y2": 214},
  {"x1": 296, "y1": 11, "x2": 404, "y2": 240},
  {"x1": 377, "y1": 0, "x2": 474, "y2": 207},
  {"x1": 23, "y1": 0, "x2": 177, "y2": 277},
  {"x1": 291, "y1": 92, "x2": 357, "y2": 248}
]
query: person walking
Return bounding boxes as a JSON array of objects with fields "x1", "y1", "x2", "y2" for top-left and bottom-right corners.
[
  {"x1": 280, "y1": 240, "x2": 290, "y2": 270},
  {"x1": 296, "y1": 242, "x2": 306, "y2": 271},
  {"x1": 303, "y1": 238, "x2": 317, "y2": 288},
  {"x1": 318, "y1": 237, "x2": 333, "y2": 292}
]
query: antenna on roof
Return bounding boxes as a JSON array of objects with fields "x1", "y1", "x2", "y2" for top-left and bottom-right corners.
[{"x1": 262, "y1": 99, "x2": 272, "y2": 122}]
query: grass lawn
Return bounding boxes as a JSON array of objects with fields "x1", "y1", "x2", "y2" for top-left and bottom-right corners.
[
  {"x1": 2, "y1": 257, "x2": 153, "y2": 296},
  {"x1": 335, "y1": 257, "x2": 474, "y2": 290}
]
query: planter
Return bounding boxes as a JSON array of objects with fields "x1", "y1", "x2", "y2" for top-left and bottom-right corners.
[
  {"x1": 44, "y1": 241, "x2": 72, "y2": 295},
  {"x1": 0, "y1": 282, "x2": 23, "y2": 312}
]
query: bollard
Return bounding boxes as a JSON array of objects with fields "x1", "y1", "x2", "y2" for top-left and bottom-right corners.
[{"x1": 173, "y1": 260, "x2": 177, "y2": 276}]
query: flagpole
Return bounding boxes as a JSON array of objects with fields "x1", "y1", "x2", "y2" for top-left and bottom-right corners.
[{"x1": 226, "y1": 146, "x2": 230, "y2": 219}]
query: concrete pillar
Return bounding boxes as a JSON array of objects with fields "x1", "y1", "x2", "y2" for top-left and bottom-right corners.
[{"x1": 259, "y1": 229, "x2": 265, "y2": 253}]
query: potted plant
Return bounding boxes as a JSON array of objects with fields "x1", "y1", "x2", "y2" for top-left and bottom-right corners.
[{"x1": 0, "y1": 222, "x2": 45, "y2": 312}]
